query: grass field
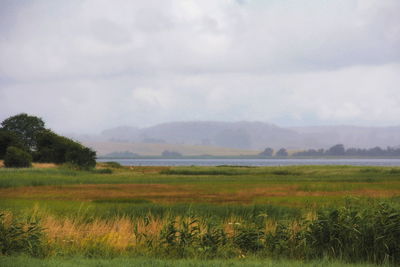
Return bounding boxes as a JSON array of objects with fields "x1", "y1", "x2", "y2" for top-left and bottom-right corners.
[
  {"x1": 1, "y1": 163, "x2": 400, "y2": 265},
  {"x1": 0, "y1": 256, "x2": 384, "y2": 267}
]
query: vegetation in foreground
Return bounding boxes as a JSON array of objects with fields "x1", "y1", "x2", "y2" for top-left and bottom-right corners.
[
  {"x1": 1, "y1": 164, "x2": 400, "y2": 265},
  {"x1": 0, "y1": 255, "x2": 384, "y2": 267}
]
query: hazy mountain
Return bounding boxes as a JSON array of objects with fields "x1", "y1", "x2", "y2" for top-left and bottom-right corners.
[
  {"x1": 91, "y1": 121, "x2": 302, "y2": 150},
  {"x1": 71, "y1": 122, "x2": 400, "y2": 154},
  {"x1": 291, "y1": 125, "x2": 400, "y2": 149}
]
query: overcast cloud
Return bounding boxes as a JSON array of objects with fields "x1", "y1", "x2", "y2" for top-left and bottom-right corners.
[{"x1": 0, "y1": 0, "x2": 399, "y2": 133}]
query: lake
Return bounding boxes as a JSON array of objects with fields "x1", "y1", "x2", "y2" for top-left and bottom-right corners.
[{"x1": 97, "y1": 158, "x2": 400, "y2": 167}]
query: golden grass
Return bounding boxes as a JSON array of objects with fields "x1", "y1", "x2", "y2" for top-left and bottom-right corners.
[
  {"x1": 0, "y1": 160, "x2": 56, "y2": 169},
  {"x1": 32, "y1": 162, "x2": 58, "y2": 168},
  {"x1": 37, "y1": 213, "x2": 288, "y2": 255},
  {"x1": 2, "y1": 183, "x2": 400, "y2": 204},
  {"x1": 43, "y1": 215, "x2": 137, "y2": 253}
]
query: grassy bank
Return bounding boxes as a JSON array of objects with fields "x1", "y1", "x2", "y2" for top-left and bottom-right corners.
[
  {"x1": 1, "y1": 164, "x2": 400, "y2": 265},
  {"x1": 0, "y1": 256, "x2": 383, "y2": 267}
]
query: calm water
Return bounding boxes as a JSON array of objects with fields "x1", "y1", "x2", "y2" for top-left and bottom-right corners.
[{"x1": 97, "y1": 158, "x2": 400, "y2": 167}]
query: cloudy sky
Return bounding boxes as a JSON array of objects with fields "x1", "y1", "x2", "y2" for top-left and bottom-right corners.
[{"x1": 0, "y1": 0, "x2": 399, "y2": 133}]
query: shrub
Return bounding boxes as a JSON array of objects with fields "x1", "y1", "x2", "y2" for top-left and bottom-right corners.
[
  {"x1": 0, "y1": 213, "x2": 45, "y2": 257},
  {"x1": 233, "y1": 224, "x2": 265, "y2": 253},
  {"x1": 103, "y1": 161, "x2": 122, "y2": 168},
  {"x1": 35, "y1": 130, "x2": 96, "y2": 169},
  {"x1": 91, "y1": 168, "x2": 113, "y2": 174},
  {"x1": 0, "y1": 130, "x2": 25, "y2": 159},
  {"x1": 305, "y1": 201, "x2": 400, "y2": 264},
  {"x1": 4, "y1": 146, "x2": 32, "y2": 168},
  {"x1": 65, "y1": 146, "x2": 96, "y2": 170}
]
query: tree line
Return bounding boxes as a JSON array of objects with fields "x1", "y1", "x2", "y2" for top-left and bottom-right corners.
[
  {"x1": 259, "y1": 144, "x2": 400, "y2": 157},
  {"x1": 0, "y1": 113, "x2": 96, "y2": 168}
]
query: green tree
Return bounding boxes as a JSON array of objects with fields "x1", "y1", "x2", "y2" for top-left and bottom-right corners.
[
  {"x1": 0, "y1": 129, "x2": 25, "y2": 159},
  {"x1": 1, "y1": 113, "x2": 45, "y2": 151},
  {"x1": 326, "y1": 144, "x2": 345, "y2": 156},
  {"x1": 259, "y1": 147, "x2": 274, "y2": 157},
  {"x1": 4, "y1": 146, "x2": 32, "y2": 168},
  {"x1": 65, "y1": 145, "x2": 96, "y2": 169},
  {"x1": 35, "y1": 129, "x2": 96, "y2": 169},
  {"x1": 276, "y1": 148, "x2": 288, "y2": 157}
]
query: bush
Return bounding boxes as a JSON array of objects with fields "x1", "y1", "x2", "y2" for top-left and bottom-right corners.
[
  {"x1": 35, "y1": 130, "x2": 96, "y2": 169},
  {"x1": 65, "y1": 146, "x2": 96, "y2": 170},
  {"x1": 305, "y1": 201, "x2": 400, "y2": 264},
  {"x1": 103, "y1": 161, "x2": 122, "y2": 168},
  {"x1": 4, "y1": 146, "x2": 32, "y2": 168},
  {"x1": 0, "y1": 130, "x2": 25, "y2": 159},
  {"x1": 0, "y1": 213, "x2": 45, "y2": 257},
  {"x1": 233, "y1": 224, "x2": 265, "y2": 252},
  {"x1": 91, "y1": 168, "x2": 113, "y2": 174}
]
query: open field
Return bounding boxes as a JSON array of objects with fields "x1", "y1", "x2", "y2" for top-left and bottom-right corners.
[{"x1": 1, "y1": 163, "x2": 400, "y2": 265}]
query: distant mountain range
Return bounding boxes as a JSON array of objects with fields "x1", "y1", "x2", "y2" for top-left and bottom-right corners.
[{"x1": 69, "y1": 121, "x2": 400, "y2": 155}]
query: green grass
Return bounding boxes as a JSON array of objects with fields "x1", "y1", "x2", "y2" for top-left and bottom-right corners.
[
  {"x1": 1, "y1": 165, "x2": 400, "y2": 189},
  {"x1": 0, "y1": 199, "x2": 301, "y2": 222},
  {"x1": 1, "y1": 165, "x2": 400, "y2": 265},
  {"x1": 0, "y1": 256, "x2": 383, "y2": 267}
]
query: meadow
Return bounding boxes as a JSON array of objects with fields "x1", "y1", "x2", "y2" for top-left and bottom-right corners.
[{"x1": 1, "y1": 163, "x2": 400, "y2": 266}]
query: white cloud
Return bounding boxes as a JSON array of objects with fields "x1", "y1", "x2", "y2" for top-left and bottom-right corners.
[{"x1": 0, "y1": 0, "x2": 399, "y2": 133}]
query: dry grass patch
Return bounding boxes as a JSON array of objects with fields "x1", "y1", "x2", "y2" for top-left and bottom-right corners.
[
  {"x1": 32, "y1": 162, "x2": 58, "y2": 168},
  {"x1": 1, "y1": 182, "x2": 400, "y2": 204}
]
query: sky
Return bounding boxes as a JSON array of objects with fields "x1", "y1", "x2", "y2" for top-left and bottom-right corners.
[{"x1": 0, "y1": 0, "x2": 399, "y2": 134}]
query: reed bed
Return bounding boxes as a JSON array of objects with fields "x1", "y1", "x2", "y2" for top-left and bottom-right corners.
[{"x1": 1, "y1": 198, "x2": 400, "y2": 265}]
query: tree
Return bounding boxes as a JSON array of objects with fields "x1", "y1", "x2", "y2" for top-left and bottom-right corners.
[
  {"x1": 1, "y1": 113, "x2": 45, "y2": 151},
  {"x1": 0, "y1": 129, "x2": 25, "y2": 159},
  {"x1": 1, "y1": 113, "x2": 96, "y2": 169},
  {"x1": 34, "y1": 130, "x2": 69, "y2": 163},
  {"x1": 4, "y1": 146, "x2": 32, "y2": 168},
  {"x1": 35, "y1": 130, "x2": 96, "y2": 169},
  {"x1": 326, "y1": 144, "x2": 345, "y2": 156},
  {"x1": 276, "y1": 148, "x2": 288, "y2": 157},
  {"x1": 161, "y1": 150, "x2": 182, "y2": 157},
  {"x1": 65, "y1": 146, "x2": 96, "y2": 169},
  {"x1": 259, "y1": 147, "x2": 274, "y2": 157}
]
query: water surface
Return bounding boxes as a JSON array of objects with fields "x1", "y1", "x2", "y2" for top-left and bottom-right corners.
[{"x1": 97, "y1": 158, "x2": 400, "y2": 167}]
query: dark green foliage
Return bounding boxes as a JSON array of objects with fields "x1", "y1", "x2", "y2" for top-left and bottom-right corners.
[
  {"x1": 270, "y1": 170, "x2": 301, "y2": 176},
  {"x1": 1, "y1": 113, "x2": 45, "y2": 151},
  {"x1": 326, "y1": 144, "x2": 345, "y2": 156},
  {"x1": 35, "y1": 130, "x2": 96, "y2": 169},
  {"x1": 0, "y1": 213, "x2": 45, "y2": 257},
  {"x1": 103, "y1": 161, "x2": 123, "y2": 168},
  {"x1": 161, "y1": 168, "x2": 243, "y2": 176},
  {"x1": 200, "y1": 221, "x2": 227, "y2": 255},
  {"x1": 91, "y1": 168, "x2": 113, "y2": 174},
  {"x1": 233, "y1": 224, "x2": 264, "y2": 252},
  {"x1": 265, "y1": 222, "x2": 306, "y2": 258},
  {"x1": 160, "y1": 218, "x2": 200, "y2": 257},
  {"x1": 65, "y1": 146, "x2": 96, "y2": 169},
  {"x1": 259, "y1": 147, "x2": 274, "y2": 157},
  {"x1": 276, "y1": 148, "x2": 288, "y2": 157},
  {"x1": 4, "y1": 147, "x2": 32, "y2": 168},
  {"x1": 34, "y1": 130, "x2": 69, "y2": 164},
  {"x1": 0, "y1": 130, "x2": 25, "y2": 159},
  {"x1": 0, "y1": 114, "x2": 96, "y2": 169},
  {"x1": 305, "y1": 201, "x2": 400, "y2": 264}
]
